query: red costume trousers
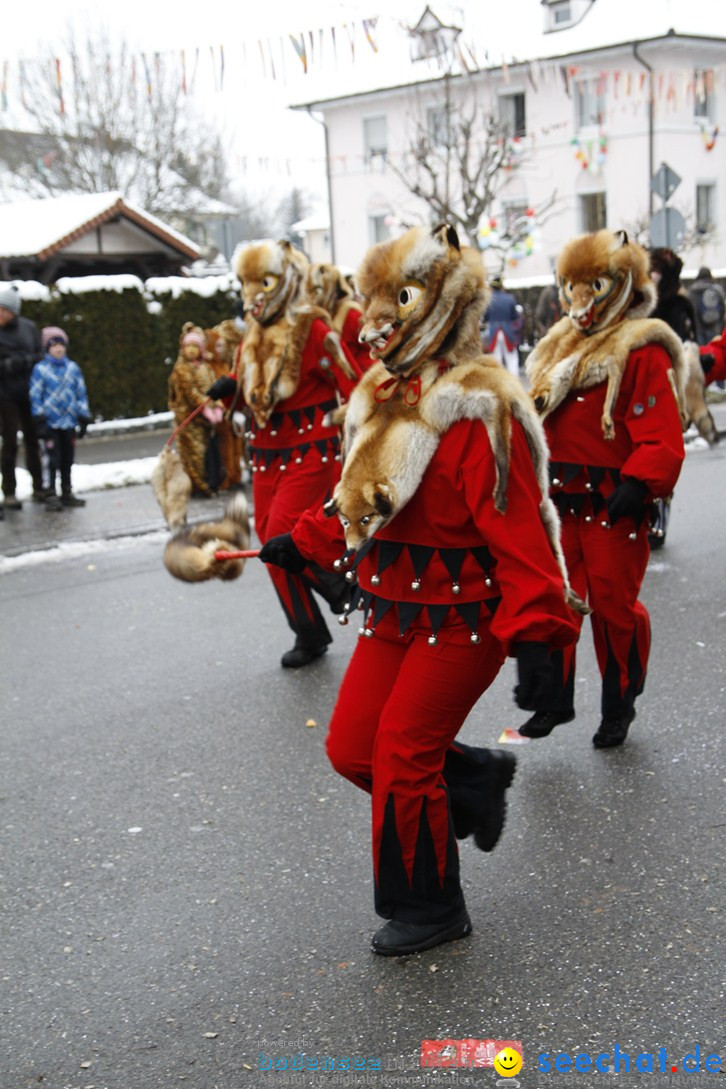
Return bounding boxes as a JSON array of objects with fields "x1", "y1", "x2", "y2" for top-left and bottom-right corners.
[
  {"x1": 326, "y1": 610, "x2": 506, "y2": 924},
  {"x1": 254, "y1": 456, "x2": 348, "y2": 647},
  {"x1": 555, "y1": 514, "x2": 651, "y2": 720}
]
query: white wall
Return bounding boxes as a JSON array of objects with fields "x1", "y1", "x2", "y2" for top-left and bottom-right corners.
[{"x1": 321, "y1": 38, "x2": 726, "y2": 280}]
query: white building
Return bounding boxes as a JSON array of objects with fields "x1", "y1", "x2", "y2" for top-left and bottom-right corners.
[{"x1": 294, "y1": 0, "x2": 726, "y2": 280}]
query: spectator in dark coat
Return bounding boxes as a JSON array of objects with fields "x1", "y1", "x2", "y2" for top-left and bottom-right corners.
[
  {"x1": 688, "y1": 266, "x2": 726, "y2": 346},
  {"x1": 0, "y1": 284, "x2": 45, "y2": 516},
  {"x1": 649, "y1": 248, "x2": 697, "y2": 343}
]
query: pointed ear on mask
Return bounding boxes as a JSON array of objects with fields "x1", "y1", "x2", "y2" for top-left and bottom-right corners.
[
  {"x1": 323, "y1": 497, "x2": 339, "y2": 518},
  {"x1": 432, "y1": 223, "x2": 461, "y2": 252},
  {"x1": 373, "y1": 486, "x2": 393, "y2": 518}
]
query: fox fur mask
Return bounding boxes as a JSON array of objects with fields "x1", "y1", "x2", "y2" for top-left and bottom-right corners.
[
  {"x1": 356, "y1": 223, "x2": 488, "y2": 376},
  {"x1": 527, "y1": 229, "x2": 687, "y2": 438},
  {"x1": 236, "y1": 239, "x2": 308, "y2": 327}
]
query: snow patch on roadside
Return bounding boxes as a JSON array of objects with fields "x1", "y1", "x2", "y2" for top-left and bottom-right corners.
[{"x1": 0, "y1": 529, "x2": 168, "y2": 575}]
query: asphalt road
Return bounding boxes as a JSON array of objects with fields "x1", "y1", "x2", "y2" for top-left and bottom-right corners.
[{"x1": 0, "y1": 440, "x2": 724, "y2": 1089}]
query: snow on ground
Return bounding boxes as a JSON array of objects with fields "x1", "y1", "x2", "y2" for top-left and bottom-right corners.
[
  {"x1": 13, "y1": 457, "x2": 159, "y2": 501},
  {"x1": 0, "y1": 530, "x2": 169, "y2": 575}
]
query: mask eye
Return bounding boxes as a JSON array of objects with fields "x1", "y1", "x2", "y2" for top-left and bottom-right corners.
[
  {"x1": 592, "y1": 276, "x2": 612, "y2": 299},
  {"x1": 340, "y1": 515, "x2": 350, "y2": 529},
  {"x1": 262, "y1": 275, "x2": 278, "y2": 293},
  {"x1": 360, "y1": 514, "x2": 372, "y2": 526},
  {"x1": 397, "y1": 283, "x2": 423, "y2": 314}
]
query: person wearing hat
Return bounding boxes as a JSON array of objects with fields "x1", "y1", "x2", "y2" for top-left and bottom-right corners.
[
  {"x1": 0, "y1": 283, "x2": 45, "y2": 516},
  {"x1": 30, "y1": 326, "x2": 92, "y2": 510}
]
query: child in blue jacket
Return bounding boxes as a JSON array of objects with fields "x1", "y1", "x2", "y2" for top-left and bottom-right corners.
[{"x1": 30, "y1": 326, "x2": 91, "y2": 511}]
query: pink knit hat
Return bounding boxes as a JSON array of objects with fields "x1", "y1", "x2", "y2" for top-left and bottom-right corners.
[
  {"x1": 181, "y1": 330, "x2": 206, "y2": 351},
  {"x1": 41, "y1": 326, "x2": 69, "y2": 352}
]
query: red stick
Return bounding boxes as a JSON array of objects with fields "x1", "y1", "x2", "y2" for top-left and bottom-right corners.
[{"x1": 214, "y1": 549, "x2": 261, "y2": 560}]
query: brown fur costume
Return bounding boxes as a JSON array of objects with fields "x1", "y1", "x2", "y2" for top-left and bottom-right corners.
[
  {"x1": 235, "y1": 241, "x2": 357, "y2": 429},
  {"x1": 168, "y1": 323, "x2": 217, "y2": 495},
  {"x1": 527, "y1": 230, "x2": 687, "y2": 437},
  {"x1": 323, "y1": 224, "x2": 586, "y2": 615},
  {"x1": 206, "y1": 322, "x2": 246, "y2": 487}
]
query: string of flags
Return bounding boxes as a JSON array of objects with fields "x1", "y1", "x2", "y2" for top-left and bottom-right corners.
[{"x1": 2, "y1": 17, "x2": 726, "y2": 111}]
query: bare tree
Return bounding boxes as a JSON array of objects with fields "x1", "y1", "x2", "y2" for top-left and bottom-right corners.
[
  {"x1": 6, "y1": 26, "x2": 231, "y2": 220},
  {"x1": 388, "y1": 74, "x2": 558, "y2": 273}
]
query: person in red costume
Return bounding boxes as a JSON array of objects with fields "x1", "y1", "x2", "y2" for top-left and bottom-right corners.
[
  {"x1": 304, "y1": 261, "x2": 375, "y2": 373},
  {"x1": 526, "y1": 228, "x2": 686, "y2": 750},
  {"x1": 208, "y1": 239, "x2": 362, "y2": 668},
  {"x1": 259, "y1": 224, "x2": 582, "y2": 956},
  {"x1": 699, "y1": 329, "x2": 726, "y2": 386}
]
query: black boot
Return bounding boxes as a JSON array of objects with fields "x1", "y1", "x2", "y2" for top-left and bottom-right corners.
[
  {"x1": 61, "y1": 492, "x2": 86, "y2": 507},
  {"x1": 592, "y1": 709, "x2": 635, "y2": 749},
  {"x1": 371, "y1": 910, "x2": 472, "y2": 956},
  {"x1": 445, "y1": 745, "x2": 517, "y2": 852},
  {"x1": 280, "y1": 640, "x2": 328, "y2": 669},
  {"x1": 518, "y1": 708, "x2": 575, "y2": 738}
]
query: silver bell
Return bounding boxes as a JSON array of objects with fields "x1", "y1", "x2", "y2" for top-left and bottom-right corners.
[
  {"x1": 270, "y1": 429, "x2": 278, "y2": 436},
  {"x1": 333, "y1": 558, "x2": 342, "y2": 570},
  {"x1": 600, "y1": 520, "x2": 609, "y2": 529},
  {"x1": 628, "y1": 531, "x2": 637, "y2": 540},
  {"x1": 552, "y1": 477, "x2": 562, "y2": 487},
  {"x1": 584, "y1": 515, "x2": 593, "y2": 523},
  {"x1": 338, "y1": 614, "x2": 349, "y2": 626},
  {"x1": 345, "y1": 570, "x2": 356, "y2": 583},
  {"x1": 295, "y1": 457, "x2": 302, "y2": 464},
  {"x1": 452, "y1": 583, "x2": 461, "y2": 595},
  {"x1": 428, "y1": 635, "x2": 438, "y2": 646},
  {"x1": 411, "y1": 579, "x2": 421, "y2": 592},
  {"x1": 371, "y1": 574, "x2": 381, "y2": 586},
  {"x1": 485, "y1": 577, "x2": 492, "y2": 588},
  {"x1": 470, "y1": 632, "x2": 481, "y2": 644},
  {"x1": 321, "y1": 456, "x2": 328, "y2": 463},
  {"x1": 585, "y1": 482, "x2": 593, "y2": 491}
]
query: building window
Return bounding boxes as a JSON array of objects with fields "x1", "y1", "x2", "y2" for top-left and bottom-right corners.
[
  {"x1": 696, "y1": 183, "x2": 716, "y2": 234},
  {"x1": 694, "y1": 69, "x2": 715, "y2": 122},
  {"x1": 579, "y1": 192, "x2": 607, "y2": 232},
  {"x1": 369, "y1": 215, "x2": 389, "y2": 245},
  {"x1": 364, "y1": 116, "x2": 388, "y2": 170},
  {"x1": 575, "y1": 79, "x2": 605, "y2": 129},
  {"x1": 499, "y1": 92, "x2": 526, "y2": 138},
  {"x1": 552, "y1": 1, "x2": 572, "y2": 23},
  {"x1": 502, "y1": 201, "x2": 530, "y2": 237},
  {"x1": 427, "y1": 105, "x2": 450, "y2": 147}
]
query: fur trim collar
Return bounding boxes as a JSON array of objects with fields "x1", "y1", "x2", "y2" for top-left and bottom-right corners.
[{"x1": 526, "y1": 315, "x2": 688, "y2": 438}]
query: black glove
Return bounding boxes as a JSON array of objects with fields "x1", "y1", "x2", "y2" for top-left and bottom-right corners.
[
  {"x1": 700, "y1": 351, "x2": 715, "y2": 375},
  {"x1": 606, "y1": 478, "x2": 648, "y2": 525},
  {"x1": 258, "y1": 533, "x2": 308, "y2": 574},
  {"x1": 206, "y1": 376, "x2": 237, "y2": 401},
  {"x1": 514, "y1": 641, "x2": 556, "y2": 711},
  {"x1": 76, "y1": 416, "x2": 91, "y2": 438},
  {"x1": 34, "y1": 415, "x2": 51, "y2": 439}
]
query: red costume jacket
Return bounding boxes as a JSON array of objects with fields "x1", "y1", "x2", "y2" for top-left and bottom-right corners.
[
  {"x1": 239, "y1": 317, "x2": 359, "y2": 473},
  {"x1": 543, "y1": 344, "x2": 685, "y2": 516},
  {"x1": 292, "y1": 416, "x2": 580, "y2": 655},
  {"x1": 701, "y1": 329, "x2": 726, "y2": 386}
]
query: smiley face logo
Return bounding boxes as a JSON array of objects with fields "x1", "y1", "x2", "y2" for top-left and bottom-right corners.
[{"x1": 493, "y1": 1047, "x2": 523, "y2": 1077}]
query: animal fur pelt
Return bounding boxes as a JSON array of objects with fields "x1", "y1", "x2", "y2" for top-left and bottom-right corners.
[
  {"x1": 322, "y1": 223, "x2": 588, "y2": 616},
  {"x1": 151, "y1": 446, "x2": 193, "y2": 530},
  {"x1": 235, "y1": 240, "x2": 355, "y2": 429},
  {"x1": 162, "y1": 492, "x2": 251, "y2": 583},
  {"x1": 527, "y1": 229, "x2": 688, "y2": 438},
  {"x1": 305, "y1": 262, "x2": 363, "y2": 335},
  {"x1": 683, "y1": 340, "x2": 719, "y2": 445}
]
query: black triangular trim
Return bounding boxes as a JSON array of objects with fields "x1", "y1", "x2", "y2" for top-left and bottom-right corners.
[
  {"x1": 609, "y1": 467, "x2": 622, "y2": 486},
  {"x1": 408, "y1": 544, "x2": 436, "y2": 577},
  {"x1": 438, "y1": 548, "x2": 467, "y2": 581},
  {"x1": 397, "y1": 601, "x2": 423, "y2": 635},
  {"x1": 483, "y1": 595, "x2": 502, "y2": 616},
  {"x1": 587, "y1": 465, "x2": 606, "y2": 488},
  {"x1": 563, "y1": 462, "x2": 583, "y2": 484},
  {"x1": 377, "y1": 540, "x2": 405, "y2": 574},
  {"x1": 303, "y1": 405, "x2": 317, "y2": 426},
  {"x1": 315, "y1": 439, "x2": 328, "y2": 457},
  {"x1": 352, "y1": 538, "x2": 376, "y2": 569},
  {"x1": 453, "y1": 601, "x2": 480, "y2": 630},
  {"x1": 289, "y1": 409, "x2": 302, "y2": 430},
  {"x1": 372, "y1": 596, "x2": 395, "y2": 626},
  {"x1": 470, "y1": 545, "x2": 494, "y2": 574},
  {"x1": 427, "y1": 603, "x2": 450, "y2": 635},
  {"x1": 568, "y1": 494, "x2": 586, "y2": 514},
  {"x1": 549, "y1": 461, "x2": 564, "y2": 484}
]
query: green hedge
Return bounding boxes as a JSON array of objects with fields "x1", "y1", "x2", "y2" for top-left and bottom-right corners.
[{"x1": 21, "y1": 282, "x2": 239, "y2": 420}]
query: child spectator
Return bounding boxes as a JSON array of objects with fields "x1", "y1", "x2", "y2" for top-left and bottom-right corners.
[{"x1": 30, "y1": 326, "x2": 91, "y2": 511}]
